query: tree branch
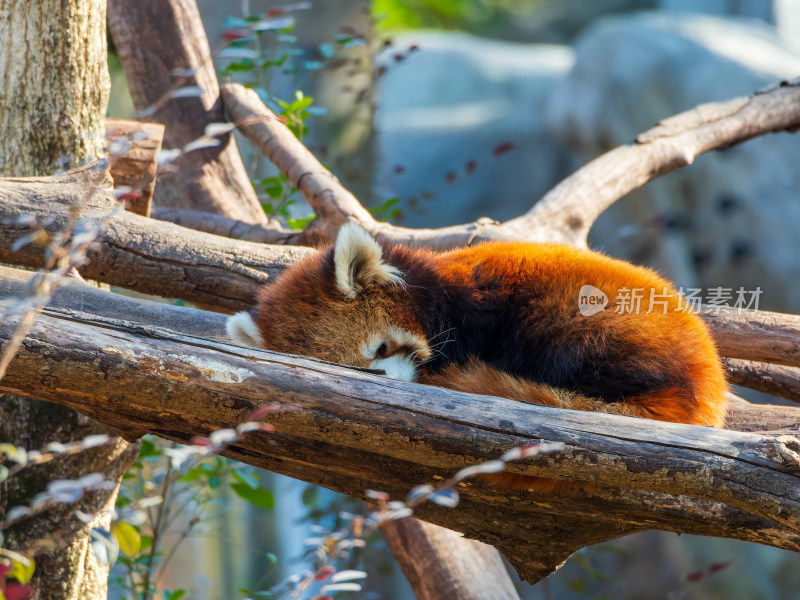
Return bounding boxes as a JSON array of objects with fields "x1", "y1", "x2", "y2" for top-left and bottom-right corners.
[
  {"x1": 0, "y1": 160, "x2": 310, "y2": 312},
  {"x1": 0, "y1": 276, "x2": 799, "y2": 583},
  {"x1": 1, "y1": 162, "x2": 799, "y2": 382},
  {"x1": 150, "y1": 206, "x2": 299, "y2": 246},
  {"x1": 106, "y1": 118, "x2": 164, "y2": 217},
  {"x1": 724, "y1": 359, "x2": 800, "y2": 404},
  {"x1": 221, "y1": 79, "x2": 800, "y2": 248},
  {"x1": 107, "y1": 0, "x2": 268, "y2": 225}
]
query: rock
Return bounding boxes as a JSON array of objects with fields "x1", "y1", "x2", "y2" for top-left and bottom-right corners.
[
  {"x1": 375, "y1": 31, "x2": 577, "y2": 228},
  {"x1": 546, "y1": 12, "x2": 800, "y2": 312}
]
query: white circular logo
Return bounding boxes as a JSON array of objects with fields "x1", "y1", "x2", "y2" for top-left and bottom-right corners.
[{"x1": 578, "y1": 285, "x2": 608, "y2": 316}]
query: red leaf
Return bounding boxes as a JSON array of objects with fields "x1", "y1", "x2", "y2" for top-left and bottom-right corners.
[
  {"x1": 267, "y1": 8, "x2": 286, "y2": 16},
  {"x1": 445, "y1": 172, "x2": 456, "y2": 183},
  {"x1": 116, "y1": 190, "x2": 143, "y2": 204},
  {"x1": 708, "y1": 560, "x2": 732, "y2": 574},
  {"x1": 465, "y1": 160, "x2": 477, "y2": 174},
  {"x1": 686, "y1": 571, "x2": 704, "y2": 583},
  {"x1": 315, "y1": 565, "x2": 336, "y2": 581},
  {"x1": 493, "y1": 142, "x2": 515, "y2": 156},
  {"x1": 247, "y1": 403, "x2": 279, "y2": 421},
  {"x1": 6, "y1": 583, "x2": 35, "y2": 600},
  {"x1": 393, "y1": 165, "x2": 405, "y2": 174},
  {"x1": 221, "y1": 28, "x2": 251, "y2": 41}
]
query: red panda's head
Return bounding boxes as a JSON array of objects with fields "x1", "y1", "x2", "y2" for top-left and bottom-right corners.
[{"x1": 226, "y1": 223, "x2": 432, "y2": 381}]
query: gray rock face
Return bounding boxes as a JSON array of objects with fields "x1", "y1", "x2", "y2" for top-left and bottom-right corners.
[
  {"x1": 546, "y1": 12, "x2": 800, "y2": 312},
  {"x1": 375, "y1": 32, "x2": 577, "y2": 228}
]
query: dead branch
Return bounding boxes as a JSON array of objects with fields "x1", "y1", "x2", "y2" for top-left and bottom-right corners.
[
  {"x1": 1, "y1": 289, "x2": 799, "y2": 583},
  {"x1": 0, "y1": 161, "x2": 311, "y2": 312},
  {"x1": 380, "y1": 518, "x2": 520, "y2": 600},
  {"x1": 503, "y1": 78, "x2": 800, "y2": 244},
  {"x1": 1, "y1": 162, "x2": 798, "y2": 380},
  {"x1": 107, "y1": 0, "x2": 267, "y2": 225},
  {"x1": 221, "y1": 79, "x2": 800, "y2": 248},
  {"x1": 724, "y1": 359, "x2": 800, "y2": 404},
  {"x1": 151, "y1": 206, "x2": 300, "y2": 245},
  {"x1": 700, "y1": 304, "x2": 800, "y2": 368}
]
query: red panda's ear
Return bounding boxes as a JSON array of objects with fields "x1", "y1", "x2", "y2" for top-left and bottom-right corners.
[
  {"x1": 226, "y1": 311, "x2": 264, "y2": 347},
  {"x1": 334, "y1": 222, "x2": 403, "y2": 298}
]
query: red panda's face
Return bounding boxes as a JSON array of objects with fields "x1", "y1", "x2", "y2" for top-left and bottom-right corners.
[{"x1": 226, "y1": 223, "x2": 432, "y2": 382}]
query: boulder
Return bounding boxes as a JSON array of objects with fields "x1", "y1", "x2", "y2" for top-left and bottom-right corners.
[
  {"x1": 375, "y1": 31, "x2": 577, "y2": 228},
  {"x1": 546, "y1": 12, "x2": 800, "y2": 312}
]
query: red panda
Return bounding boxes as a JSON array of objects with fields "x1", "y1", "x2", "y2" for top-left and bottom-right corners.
[{"x1": 227, "y1": 223, "x2": 728, "y2": 489}]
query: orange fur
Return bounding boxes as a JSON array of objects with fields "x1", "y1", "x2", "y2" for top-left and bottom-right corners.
[{"x1": 238, "y1": 227, "x2": 729, "y2": 494}]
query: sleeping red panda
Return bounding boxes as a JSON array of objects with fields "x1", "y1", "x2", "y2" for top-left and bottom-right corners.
[{"x1": 227, "y1": 223, "x2": 728, "y2": 489}]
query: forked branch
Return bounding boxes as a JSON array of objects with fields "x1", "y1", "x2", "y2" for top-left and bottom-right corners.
[{"x1": 221, "y1": 78, "x2": 800, "y2": 247}]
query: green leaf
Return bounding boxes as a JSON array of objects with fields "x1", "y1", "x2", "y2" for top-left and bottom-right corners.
[
  {"x1": 231, "y1": 482, "x2": 275, "y2": 509},
  {"x1": 222, "y1": 59, "x2": 257, "y2": 74},
  {"x1": 138, "y1": 436, "x2": 162, "y2": 460},
  {"x1": 288, "y1": 215, "x2": 315, "y2": 230},
  {"x1": 0, "y1": 464, "x2": 8, "y2": 483},
  {"x1": 290, "y1": 96, "x2": 313, "y2": 113},
  {"x1": 140, "y1": 535, "x2": 153, "y2": 553},
  {"x1": 112, "y1": 522, "x2": 142, "y2": 558},
  {"x1": 166, "y1": 589, "x2": 187, "y2": 600},
  {"x1": 301, "y1": 485, "x2": 319, "y2": 507},
  {"x1": 0, "y1": 444, "x2": 24, "y2": 464}
]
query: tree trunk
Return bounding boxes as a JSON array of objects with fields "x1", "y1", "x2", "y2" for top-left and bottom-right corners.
[
  {"x1": 0, "y1": 2, "x2": 135, "y2": 599},
  {"x1": 107, "y1": 0, "x2": 268, "y2": 224}
]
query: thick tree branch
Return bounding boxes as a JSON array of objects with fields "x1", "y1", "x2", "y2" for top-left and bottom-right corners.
[
  {"x1": 221, "y1": 79, "x2": 800, "y2": 248},
  {"x1": 503, "y1": 78, "x2": 800, "y2": 245},
  {"x1": 724, "y1": 359, "x2": 800, "y2": 404},
  {"x1": 107, "y1": 0, "x2": 267, "y2": 224},
  {"x1": 1, "y1": 162, "x2": 798, "y2": 380},
  {"x1": 0, "y1": 161, "x2": 310, "y2": 312},
  {"x1": 700, "y1": 305, "x2": 800, "y2": 368},
  {"x1": 1, "y1": 296, "x2": 799, "y2": 583},
  {"x1": 151, "y1": 206, "x2": 299, "y2": 245}
]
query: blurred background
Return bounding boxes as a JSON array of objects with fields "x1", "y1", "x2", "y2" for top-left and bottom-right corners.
[{"x1": 108, "y1": 1, "x2": 800, "y2": 598}]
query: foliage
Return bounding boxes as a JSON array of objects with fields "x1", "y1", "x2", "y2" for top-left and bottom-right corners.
[
  {"x1": 109, "y1": 412, "x2": 276, "y2": 600},
  {"x1": 372, "y1": 0, "x2": 544, "y2": 32}
]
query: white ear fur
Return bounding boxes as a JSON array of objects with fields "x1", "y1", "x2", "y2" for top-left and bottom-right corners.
[
  {"x1": 226, "y1": 311, "x2": 264, "y2": 347},
  {"x1": 334, "y1": 222, "x2": 403, "y2": 298}
]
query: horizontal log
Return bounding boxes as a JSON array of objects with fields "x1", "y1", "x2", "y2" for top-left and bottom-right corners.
[
  {"x1": 0, "y1": 160, "x2": 311, "y2": 312},
  {"x1": 1, "y1": 164, "x2": 799, "y2": 394},
  {"x1": 150, "y1": 206, "x2": 299, "y2": 245},
  {"x1": 725, "y1": 358, "x2": 800, "y2": 403},
  {"x1": 701, "y1": 305, "x2": 800, "y2": 368},
  {"x1": 1, "y1": 282, "x2": 799, "y2": 582}
]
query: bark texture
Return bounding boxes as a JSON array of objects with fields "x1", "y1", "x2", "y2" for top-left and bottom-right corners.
[
  {"x1": 0, "y1": 161, "x2": 311, "y2": 312},
  {"x1": 107, "y1": 0, "x2": 267, "y2": 224},
  {"x1": 106, "y1": 118, "x2": 164, "y2": 216},
  {"x1": 0, "y1": 0, "x2": 109, "y2": 175},
  {"x1": 0, "y1": 3, "x2": 134, "y2": 599},
  {"x1": 0, "y1": 293, "x2": 798, "y2": 584}
]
